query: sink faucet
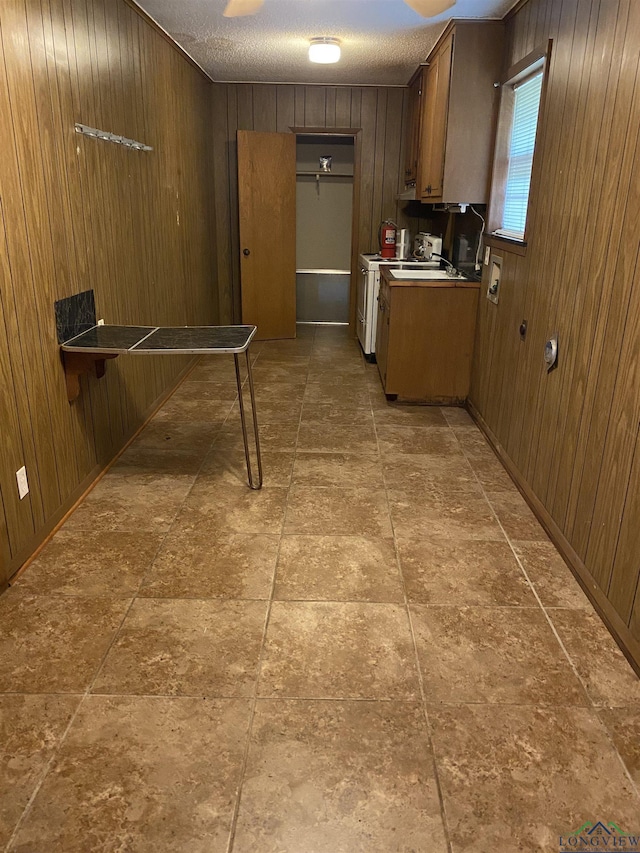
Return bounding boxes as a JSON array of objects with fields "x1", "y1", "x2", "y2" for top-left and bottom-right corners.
[{"x1": 431, "y1": 253, "x2": 458, "y2": 276}]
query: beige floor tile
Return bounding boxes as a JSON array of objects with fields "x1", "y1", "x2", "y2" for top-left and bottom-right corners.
[
  {"x1": 14, "y1": 530, "x2": 162, "y2": 598},
  {"x1": 255, "y1": 353, "x2": 311, "y2": 367},
  {"x1": 188, "y1": 355, "x2": 249, "y2": 382},
  {"x1": 168, "y1": 379, "x2": 240, "y2": 401},
  {"x1": 388, "y1": 491, "x2": 504, "y2": 539},
  {"x1": 296, "y1": 421, "x2": 378, "y2": 454},
  {"x1": 292, "y1": 452, "x2": 384, "y2": 488},
  {"x1": 109, "y1": 443, "x2": 207, "y2": 476},
  {"x1": 306, "y1": 374, "x2": 368, "y2": 391},
  {"x1": 382, "y1": 453, "x2": 481, "y2": 495},
  {"x1": 0, "y1": 695, "x2": 80, "y2": 848},
  {"x1": 513, "y1": 541, "x2": 592, "y2": 609},
  {"x1": 371, "y1": 402, "x2": 448, "y2": 427},
  {"x1": 299, "y1": 402, "x2": 374, "y2": 425},
  {"x1": 465, "y1": 452, "x2": 517, "y2": 492},
  {"x1": 598, "y1": 707, "x2": 640, "y2": 783},
  {"x1": 259, "y1": 602, "x2": 419, "y2": 699},
  {"x1": 92, "y1": 599, "x2": 267, "y2": 697},
  {"x1": 129, "y1": 419, "x2": 220, "y2": 454},
  {"x1": 233, "y1": 700, "x2": 447, "y2": 853},
  {"x1": 454, "y1": 428, "x2": 491, "y2": 454},
  {"x1": 230, "y1": 397, "x2": 303, "y2": 422},
  {"x1": 179, "y1": 482, "x2": 288, "y2": 535},
  {"x1": 200, "y1": 449, "x2": 294, "y2": 488},
  {"x1": 8, "y1": 696, "x2": 250, "y2": 853},
  {"x1": 398, "y1": 539, "x2": 534, "y2": 606},
  {"x1": 213, "y1": 421, "x2": 299, "y2": 452},
  {"x1": 303, "y1": 384, "x2": 371, "y2": 408},
  {"x1": 376, "y1": 424, "x2": 461, "y2": 456},
  {"x1": 62, "y1": 471, "x2": 193, "y2": 534},
  {"x1": 0, "y1": 591, "x2": 129, "y2": 693},
  {"x1": 285, "y1": 486, "x2": 392, "y2": 537},
  {"x1": 550, "y1": 609, "x2": 640, "y2": 706},
  {"x1": 252, "y1": 383, "x2": 306, "y2": 406},
  {"x1": 488, "y1": 491, "x2": 549, "y2": 541},
  {"x1": 430, "y1": 704, "x2": 640, "y2": 853},
  {"x1": 275, "y1": 535, "x2": 402, "y2": 602},
  {"x1": 440, "y1": 407, "x2": 475, "y2": 427},
  {"x1": 153, "y1": 398, "x2": 234, "y2": 423},
  {"x1": 259, "y1": 340, "x2": 313, "y2": 358},
  {"x1": 141, "y1": 532, "x2": 279, "y2": 599},
  {"x1": 251, "y1": 365, "x2": 309, "y2": 385},
  {"x1": 307, "y1": 357, "x2": 365, "y2": 371},
  {"x1": 411, "y1": 605, "x2": 587, "y2": 705}
]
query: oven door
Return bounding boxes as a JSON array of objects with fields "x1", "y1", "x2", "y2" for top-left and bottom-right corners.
[{"x1": 364, "y1": 270, "x2": 381, "y2": 356}]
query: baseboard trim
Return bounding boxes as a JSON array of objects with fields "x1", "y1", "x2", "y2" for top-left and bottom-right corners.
[
  {"x1": 467, "y1": 400, "x2": 640, "y2": 679},
  {"x1": 7, "y1": 358, "x2": 199, "y2": 587}
]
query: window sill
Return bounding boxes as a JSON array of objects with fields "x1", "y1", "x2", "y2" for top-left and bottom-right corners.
[{"x1": 485, "y1": 233, "x2": 528, "y2": 257}]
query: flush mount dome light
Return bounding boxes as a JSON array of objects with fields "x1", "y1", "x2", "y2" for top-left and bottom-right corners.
[{"x1": 309, "y1": 38, "x2": 341, "y2": 64}]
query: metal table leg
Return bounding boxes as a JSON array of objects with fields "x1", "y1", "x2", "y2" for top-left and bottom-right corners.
[{"x1": 234, "y1": 348, "x2": 263, "y2": 490}]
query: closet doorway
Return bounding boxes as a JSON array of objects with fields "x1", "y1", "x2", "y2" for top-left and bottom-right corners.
[{"x1": 295, "y1": 135, "x2": 355, "y2": 325}]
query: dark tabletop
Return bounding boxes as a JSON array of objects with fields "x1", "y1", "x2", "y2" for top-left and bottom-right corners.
[
  {"x1": 61, "y1": 325, "x2": 257, "y2": 354},
  {"x1": 61, "y1": 325, "x2": 157, "y2": 353}
]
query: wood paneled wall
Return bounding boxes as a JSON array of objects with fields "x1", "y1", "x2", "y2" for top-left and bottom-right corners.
[
  {"x1": 210, "y1": 83, "x2": 409, "y2": 323},
  {"x1": 0, "y1": 0, "x2": 216, "y2": 584},
  {"x1": 470, "y1": 0, "x2": 640, "y2": 664}
]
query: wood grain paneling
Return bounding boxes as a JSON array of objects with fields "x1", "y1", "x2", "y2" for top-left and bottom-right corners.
[
  {"x1": 470, "y1": 0, "x2": 640, "y2": 670},
  {"x1": 0, "y1": 0, "x2": 215, "y2": 584},
  {"x1": 210, "y1": 83, "x2": 409, "y2": 324}
]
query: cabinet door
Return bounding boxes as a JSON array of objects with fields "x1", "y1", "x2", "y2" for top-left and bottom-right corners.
[
  {"x1": 403, "y1": 74, "x2": 422, "y2": 185},
  {"x1": 375, "y1": 288, "x2": 390, "y2": 388},
  {"x1": 420, "y1": 33, "x2": 453, "y2": 201}
]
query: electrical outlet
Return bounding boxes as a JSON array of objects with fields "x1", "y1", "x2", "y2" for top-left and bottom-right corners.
[
  {"x1": 487, "y1": 255, "x2": 502, "y2": 304},
  {"x1": 16, "y1": 466, "x2": 29, "y2": 500},
  {"x1": 97, "y1": 318, "x2": 105, "y2": 326}
]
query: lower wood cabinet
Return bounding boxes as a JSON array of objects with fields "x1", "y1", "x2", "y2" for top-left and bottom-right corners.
[{"x1": 376, "y1": 273, "x2": 479, "y2": 404}]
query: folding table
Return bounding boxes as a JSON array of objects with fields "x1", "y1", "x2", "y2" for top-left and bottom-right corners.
[{"x1": 61, "y1": 325, "x2": 262, "y2": 489}]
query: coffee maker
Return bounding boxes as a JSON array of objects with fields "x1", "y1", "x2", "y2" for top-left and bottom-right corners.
[{"x1": 414, "y1": 233, "x2": 443, "y2": 261}]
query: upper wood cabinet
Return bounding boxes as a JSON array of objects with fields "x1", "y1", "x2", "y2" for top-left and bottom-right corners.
[
  {"x1": 416, "y1": 21, "x2": 504, "y2": 205},
  {"x1": 403, "y1": 71, "x2": 423, "y2": 186}
]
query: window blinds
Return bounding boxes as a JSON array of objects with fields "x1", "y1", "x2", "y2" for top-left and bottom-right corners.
[{"x1": 497, "y1": 70, "x2": 543, "y2": 240}]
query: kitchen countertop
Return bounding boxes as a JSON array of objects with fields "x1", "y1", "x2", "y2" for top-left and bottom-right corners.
[{"x1": 380, "y1": 265, "x2": 481, "y2": 289}]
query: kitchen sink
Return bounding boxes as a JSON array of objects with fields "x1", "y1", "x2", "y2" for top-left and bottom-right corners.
[{"x1": 387, "y1": 269, "x2": 466, "y2": 280}]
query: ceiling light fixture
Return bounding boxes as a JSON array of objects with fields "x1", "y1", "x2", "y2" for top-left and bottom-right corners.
[{"x1": 309, "y1": 38, "x2": 341, "y2": 64}]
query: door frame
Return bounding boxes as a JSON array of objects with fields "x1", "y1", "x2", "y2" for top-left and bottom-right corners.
[{"x1": 291, "y1": 127, "x2": 362, "y2": 333}]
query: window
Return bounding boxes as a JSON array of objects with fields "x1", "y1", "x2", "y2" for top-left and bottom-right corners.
[
  {"x1": 489, "y1": 44, "x2": 549, "y2": 246},
  {"x1": 497, "y1": 71, "x2": 543, "y2": 239}
]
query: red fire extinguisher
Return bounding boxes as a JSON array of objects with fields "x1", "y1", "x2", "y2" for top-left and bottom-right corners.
[{"x1": 379, "y1": 220, "x2": 397, "y2": 258}]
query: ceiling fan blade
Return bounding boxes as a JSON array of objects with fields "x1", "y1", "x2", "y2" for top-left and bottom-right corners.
[
  {"x1": 403, "y1": 0, "x2": 456, "y2": 17},
  {"x1": 223, "y1": 0, "x2": 264, "y2": 17}
]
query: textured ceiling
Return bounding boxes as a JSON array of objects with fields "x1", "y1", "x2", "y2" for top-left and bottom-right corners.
[{"x1": 135, "y1": 0, "x2": 518, "y2": 86}]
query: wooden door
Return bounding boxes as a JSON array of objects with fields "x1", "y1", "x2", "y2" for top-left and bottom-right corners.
[{"x1": 237, "y1": 130, "x2": 296, "y2": 340}]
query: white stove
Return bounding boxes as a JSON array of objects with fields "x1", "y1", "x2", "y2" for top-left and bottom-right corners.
[{"x1": 356, "y1": 254, "x2": 439, "y2": 359}]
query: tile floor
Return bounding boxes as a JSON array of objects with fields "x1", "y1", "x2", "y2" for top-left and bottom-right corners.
[{"x1": 2, "y1": 324, "x2": 640, "y2": 852}]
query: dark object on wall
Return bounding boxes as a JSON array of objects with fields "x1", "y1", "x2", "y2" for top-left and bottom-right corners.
[{"x1": 54, "y1": 290, "x2": 96, "y2": 344}]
